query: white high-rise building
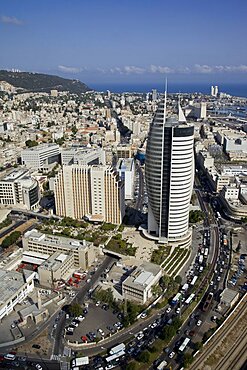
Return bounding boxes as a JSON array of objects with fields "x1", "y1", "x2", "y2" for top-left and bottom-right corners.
[{"x1": 145, "y1": 99, "x2": 194, "y2": 248}]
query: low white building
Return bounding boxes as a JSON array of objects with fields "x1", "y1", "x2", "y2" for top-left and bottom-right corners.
[
  {"x1": 122, "y1": 262, "x2": 162, "y2": 304},
  {"x1": 0, "y1": 168, "x2": 40, "y2": 210},
  {"x1": 117, "y1": 158, "x2": 135, "y2": 200},
  {"x1": 21, "y1": 143, "x2": 60, "y2": 170},
  {"x1": 0, "y1": 269, "x2": 35, "y2": 320}
]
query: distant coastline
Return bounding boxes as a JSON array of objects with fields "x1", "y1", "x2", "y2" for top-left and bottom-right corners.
[{"x1": 90, "y1": 82, "x2": 247, "y2": 98}]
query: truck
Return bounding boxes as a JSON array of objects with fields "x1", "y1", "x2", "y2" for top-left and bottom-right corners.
[
  {"x1": 202, "y1": 292, "x2": 214, "y2": 312},
  {"x1": 109, "y1": 343, "x2": 126, "y2": 355},
  {"x1": 171, "y1": 292, "x2": 182, "y2": 306},
  {"x1": 181, "y1": 283, "x2": 189, "y2": 292},
  {"x1": 71, "y1": 357, "x2": 89, "y2": 367}
]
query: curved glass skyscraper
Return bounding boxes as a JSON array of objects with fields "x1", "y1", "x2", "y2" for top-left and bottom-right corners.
[{"x1": 145, "y1": 99, "x2": 194, "y2": 247}]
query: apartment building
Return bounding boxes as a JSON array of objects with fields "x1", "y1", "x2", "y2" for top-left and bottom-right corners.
[{"x1": 54, "y1": 165, "x2": 125, "y2": 224}]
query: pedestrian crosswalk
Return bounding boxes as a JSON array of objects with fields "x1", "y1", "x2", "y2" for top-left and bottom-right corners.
[{"x1": 50, "y1": 354, "x2": 61, "y2": 361}]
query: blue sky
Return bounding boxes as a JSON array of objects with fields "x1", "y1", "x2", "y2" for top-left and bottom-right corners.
[{"x1": 0, "y1": 0, "x2": 247, "y2": 86}]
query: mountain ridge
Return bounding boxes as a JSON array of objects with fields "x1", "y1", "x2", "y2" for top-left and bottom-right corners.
[{"x1": 0, "y1": 70, "x2": 91, "y2": 94}]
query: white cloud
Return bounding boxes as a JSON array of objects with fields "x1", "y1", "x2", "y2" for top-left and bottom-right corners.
[
  {"x1": 194, "y1": 64, "x2": 247, "y2": 74},
  {"x1": 194, "y1": 64, "x2": 213, "y2": 74},
  {"x1": 149, "y1": 65, "x2": 174, "y2": 74},
  {"x1": 123, "y1": 66, "x2": 146, "y2": 74},
  {"x1": 0, "y1": 15, "x2": 23, "y2": 25},
  {"x1": 58, "y1": 65, "x2": 83, "y2": 73}
]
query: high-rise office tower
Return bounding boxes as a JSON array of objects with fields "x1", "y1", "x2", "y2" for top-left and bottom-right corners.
[
  {"x1": 151, "y1": 89, "x2": 158, "y2": 102},
  {"x1": 54, "y1": 165, "x2": 125, "y2": 225},
  {"x1": 145, "y1": 97, "x2": 194, "y2": 248}
]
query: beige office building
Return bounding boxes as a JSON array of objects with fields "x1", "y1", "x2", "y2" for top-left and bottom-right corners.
[
  {"x1": 54, "y1": 165, "x2": 125, "y2": 224},
  {"x1": 23, "y1": 230, "x2": 95, "y2": 270}
]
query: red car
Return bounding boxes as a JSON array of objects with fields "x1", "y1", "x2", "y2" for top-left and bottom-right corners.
[{"x1": 81, "y1": 336, "x2": 88, "y2": 343}]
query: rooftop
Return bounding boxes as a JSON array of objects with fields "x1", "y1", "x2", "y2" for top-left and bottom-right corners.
[
  {"x1": 117, "y1": 158, "x2": 134, "y2": 172},
  {"x1": 0, "y1": 269, "x2": 35, "y2": 307},
  {"x1": 24, "y1": 229, "x2": 91, "y2": 251},
  {"x1": 123, "y1": 262, "x2": 161, "y2": 291}
]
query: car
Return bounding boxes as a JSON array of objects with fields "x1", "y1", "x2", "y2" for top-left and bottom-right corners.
[
  {"x1": 71, "y1": 321, "x2": 79, "y2": 327},
  {"x1": 197, "y1": 320, "x2": 202, "y2": 326},
  {"x1": 11, "y1": 323, "x2": 16, "y2": 329},
  {"x1": 53, "y1": 323, "x2": 57, "y2": 329},
  {"x1": 166, "y1": 307, "x2": 171, "y2": 313},
  {"x1": 86, "y1": 278, "x2": 91, "y2": 283},
  {"x1": 35, "y1": 364, "x2": 43, "y2": 370},
  {"x1": 211, "y1": 316, "x2": 217, "y2": 322},
  {"x1": 81, "y1": 335, "x2": 88, "y2": 343},
  {"x1": 96, "y1": 301, "x2": 100, "y2": 306},
  {"x1": 83, "y1": 308, "x2": 88, "y2": 315},
  {"x1": 169, "y1": 351, "x2": 175, "y2": 358},
  {"x1": 217, "y1": 276, "x2": 221, "y2": 281},
  {"x1": 176, "y1": 307, "x2": 180, "y2": 314},
  {"x1": 98, "y1": 328, "x2": 105, "y2": 336},
  {"x1": 32, "y1": 344, "x2": 41, "y2": 349},
  {"x1": 189, "y1": 330, "x2": 195, "y2": 336}
]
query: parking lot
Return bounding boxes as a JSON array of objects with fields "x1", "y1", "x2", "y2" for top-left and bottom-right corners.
[{"x1": 64, "y1": 302, "x2": 123, "y2": 343}]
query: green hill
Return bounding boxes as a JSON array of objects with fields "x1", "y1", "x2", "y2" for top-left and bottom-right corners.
[{"x1": 0, "y1": 70, "x2": 91, "y2": 94}]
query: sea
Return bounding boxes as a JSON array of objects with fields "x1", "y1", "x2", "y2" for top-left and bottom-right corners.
[{"x1": 90, "y1": 82, "x2": 247, "y2": 98}]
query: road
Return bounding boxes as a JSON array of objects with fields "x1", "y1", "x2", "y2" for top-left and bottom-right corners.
[
  {"x1": 135, "y1": 165, "x2": 144, "y2": 211},
  {"x1": 53, "y1": 255, "x2": 117, "y2": 356}
]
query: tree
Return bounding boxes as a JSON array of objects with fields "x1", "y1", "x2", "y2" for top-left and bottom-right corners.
[
  {"x1": 189, "y1": 210, "x2": 204, "y2": 223},
  {"x1": 69, "y1": 303, "x2": 82, "y2": 317},
  {"x1": 159, "y1": 275, "x2": 171, "y2": 289},
  {"x1": 175, "y1": 275, "x2": 182, "y2": 285},
  {"x1": 1, "y1": 231, "x2": 21, "y2": 248},
  {"x1": 183, "y1": 353, "x2": 194, "y2": 368},
  {"x1": 138, "y1": 350, "x2": 150, "y2": 363},
  {"x1": 126, "y1": 362, "x2": 137, "y2": 370},
  {"x1": 25, "y1": 139, "x2": 38, "y2": 148},
  {"x1": 194, "y1": 341, "x2": 203, "y2": 351}
]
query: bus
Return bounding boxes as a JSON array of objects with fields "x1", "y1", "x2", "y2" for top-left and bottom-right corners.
[
  {"x1": 185, "y1": 293, "x2": 195, "y2": 305},
  {"x1": 190, "y1": 276, "x2": 198, "y2": 286},
  {"x1": 171, "y1": 292, "x2": 182, "y2": 305},
  {"x1": 109, "y1": 343, "x2": 126, "y2": 355},
  {"x1": 178, "y1": 337, "x2": 190, "y2": 353},
  {"x1": 202, "y1": 292, "x2": 214, "y2": 312},
  {"x1": 105, "y1": 350, "x2": 125, "y2": 363}
]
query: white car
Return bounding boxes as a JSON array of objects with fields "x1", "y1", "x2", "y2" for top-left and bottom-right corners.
[
  {"x1": 96, "y1": 301, "x2": 101, "y2": 306},
  {"x1": 176, "y1": 308, "x2": 180, "y2": 314},
  {"x1": 35, "y1": 364, "x2": 43, "y2": 369},
  {"x1": 169, "y1": 351, "x2": 175, "y2": 358},
  {"x1": 98, "y1": 328, "x2": 105, "y2": 336},
  {"x1": 140, "y1": 312, "x2": 147, "y2": 319},
  {"x1": 166, "y1": 307, "x2": 171, "y2": 313},
  {"x1": 197, "y1": 320, "x2": 202, "y2": 326}
]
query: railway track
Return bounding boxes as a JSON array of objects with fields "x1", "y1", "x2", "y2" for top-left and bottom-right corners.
[
  {"x1": 190, "y1": 296, "x2": 247, "y2": 370},
  {"x1": 214, "y1": 324, "x2": 247, "y2": 370}
]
